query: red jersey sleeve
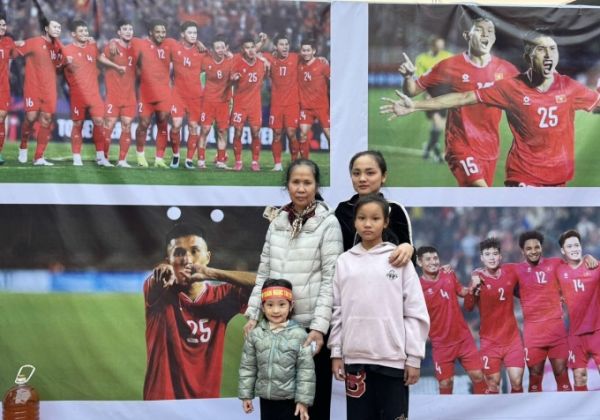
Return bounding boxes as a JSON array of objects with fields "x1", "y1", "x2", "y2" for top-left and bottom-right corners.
[
  {"x1": 570, "y1": 79, "x2": 600, "y2": 111},
  {"x1": 416, "y1": 59, "x2": 449, "y2": 91}
]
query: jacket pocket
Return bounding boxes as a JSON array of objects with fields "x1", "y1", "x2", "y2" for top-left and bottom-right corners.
[{"x1": 343, "y1": 316, "x2": 406, "y2": 360}]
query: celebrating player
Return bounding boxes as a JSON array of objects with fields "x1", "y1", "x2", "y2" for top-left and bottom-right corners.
[
  {"x1": 464, "y1": 238, "x2": 524, "y2": 393},
  {"x1": 510, "y1": 231, "x2": 575, "y2": 392},
  {"x1": 143, "y1": 223, "x2": 256, "y2": 400},
  {"x1": 15, "y1": 16, "x2": 63, "y2": 166},
  {"x1": 397, "y1": 17, "x2": 518, "y2": 186},
  {"x1": 63, "y1": 20, "x2": 124, "y2": 167},
  {"x1": 298, "y1": 39, "x2": 330, "y2": 158},
  {"x1": 230, "y1": 36, "x2": 267, "y2": 171},
  {"x1": 194, "y1": 35, "x2": 233, "y2": 169},
  {"x1": 0, "y1": 15, "x2": 16, "y2": 165},
  {"x1": 556, "y1": 230, "x2": 600, "y2": 391},
  {"x1": 383, "y1": 30, "x2": 600, "y2": 187},
  {"x1": 262, "y1": 34, "x2": 302, "y2": 170},
  {"x1": 130, "y1": 19, "x2": 176, "y2": 168},
  {"x1": 417, "y1": 246, "x2": 487, "y2": 394},
  {"x1": 169, "y1": 21, "x2": 205, "y2": 170},
  {"x1": 102, "y1": 19, "x2": 138, "y2": 168}
]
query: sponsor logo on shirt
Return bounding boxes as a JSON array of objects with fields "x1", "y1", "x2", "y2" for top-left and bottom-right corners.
[
  {"x1": 523, "y1": 96, "x2": 531, "y2": 106},
  {"x1": 462, "y1": 73, "x2": 470, "y2": 82}
]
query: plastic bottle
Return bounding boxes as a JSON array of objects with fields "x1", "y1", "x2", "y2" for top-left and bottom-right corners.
[{"x1": 2, "y1": 365, "x2": 39, "y2": 420}]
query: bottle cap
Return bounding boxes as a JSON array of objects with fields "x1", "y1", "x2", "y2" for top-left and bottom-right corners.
[{"x1": 15, "y1": 365, "x2": 35, "y2": 385}]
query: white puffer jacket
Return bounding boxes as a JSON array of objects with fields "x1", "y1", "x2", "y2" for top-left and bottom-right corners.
[{"x1": 245, "y1": 201, "x2": 343, "y2": 334}]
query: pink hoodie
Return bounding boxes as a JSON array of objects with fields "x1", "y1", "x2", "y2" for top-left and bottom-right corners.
[{"x1": 328, "y1": 242, "x2": 430, "y2": 369}]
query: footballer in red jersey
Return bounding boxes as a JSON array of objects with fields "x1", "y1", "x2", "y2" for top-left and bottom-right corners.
[
  {"x1": 511, "y1": 231, "x2": 575, "y2": 392},
  {"x1": 197, "y1": 36, "x2": 233, "y2": 169},
  {"x1": 556, "y1": 230, "x2": 600, "y2": 391},
  {"x1": 298, "y1": 39, "x2": 330, "y2": 158},
  {"x1": 0, "y1": 15, "x2": 17, "y2": 165},
  {"x1": 102, "y1": 20, "x2": 138, "y2": 168},
  {"x1": 262, "y1": 34, "x2": 302, "y2": 170},
  {"x1": 130, "y1": 20, "x2": 177, "y2": 168},
  {"x1": 399, "y1": 17, "x2": 518, "y2": 186},
  {"x1": 15, "y1": 17, "x2": 63, "y2": 166},
  {"x1": 464, "y1": 238, "x2": 524, "y2": 393},
  {"x1": 169, "y1": 21, "x2": 205, "y2": 170},
  {"x1": 144, "y1": 224, "x2": 255, "y2": 400},
  {"x1": 417, "y1": 246, "x2": 487, "y2": 394},
  {"x1": 230, "y1": 37, "x2": 267, "y2": 172},
  {"x1": 382, "y1": 31, "x2": 600, "y2": 187},
  {"x1": 63, "y1": 20, "x2": 125, "y2": 167}
]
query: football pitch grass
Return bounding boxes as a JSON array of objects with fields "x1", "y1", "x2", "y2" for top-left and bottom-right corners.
[
  {"x1": 369, "y1": 88, "x2": 600, "y2": 187},
  {"x1": 0, "y1": 293, "x2": 246, "y2": 400},
  {"x1": 0, "y1": 142, "x2": 330, "y2": 186}
]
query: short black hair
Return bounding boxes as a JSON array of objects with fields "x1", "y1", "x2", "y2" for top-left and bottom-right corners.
[
  {"x1": 165, "y1": 223, "x2": 204, "y2": 247},
  {"x1": 518, "y1": 231, "x2": 544, "y2": 249},
  {"x1": 116, "y1": 19, "x2": 133, "y2": 30},
  {"x1": 262, "y1": 278, "x2": 293, "y2": 293},
  {"x1": 147, "y1": 19, "x2": 167, "y2": 32},
  {"x1": 180, "y1": 21, "x2": 197, "y2": 33},
  {"x1": 558, "y1": 229, "x2": 581, "y2": 248},
  {"x1": 300, "y1": 38, "x2": 316, "y2": 49},
  {"x1": 480, "y1": 237, "x2": 501, "y2": 254},
  {"x1": 212, "y1": 34, "x2": 228, "y2": 46},
  {"x1": 274, "y1": 34, "x2": 289, "y2": 45},
  {"x1": 417, "y1": 246, "x2": 438, "y2": 259},
  {"x1": 70, "y1": 19, "x2": 87, "y2": 32},
  {"x1": 349, "y1": 150, "x2": 387, "y2": 175}
]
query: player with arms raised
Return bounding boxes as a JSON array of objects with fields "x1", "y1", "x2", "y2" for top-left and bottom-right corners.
[
  {"x1": 230, "y1": 36, "x2": 267, "y2": 171},
  {"x1": 298, "y1": 39, "x2": 330, "y2": 158},
  {"x1": 0, "y1": 14, "x2": 17, "y2": 165},
  {"x1": 398, "y1": 17, "x2": 518, "y2": 186},
  {"x1": 63, "y1": 20, "x2": 124, "y2": 166},
  {"x1": 417, "y1": 246, "x2": 487, "y2": 394},
  {"x1": 556, "y1": 230, "x2": 600, "y2": 391},
  {"x1": 464, "y1": 238, "x2": 524, "y2": 393},
  {"x1": 384, "y1": 30, "x2": 600, "y2": 187},
  {"x1": 143, "y1": 224, "x2": 256, "y2": 400},
  {"x1": 193, "y1": 35, "x2": 233, "y2": 170},
  {"x1": 102, "y1": 20, "x2": 137, "y2": 168},
  {"x1": 16, "y1": 16, "x2": 63, "y2": 166}
]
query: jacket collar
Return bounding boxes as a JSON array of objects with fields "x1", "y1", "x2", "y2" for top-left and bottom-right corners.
[{"x1": 273, "y1": 201, "x2": 331, "y2": 233}]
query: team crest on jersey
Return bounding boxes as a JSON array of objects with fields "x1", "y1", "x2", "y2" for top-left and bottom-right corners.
[
  {"x1": 523, "y1": 96, "x2": 531, "y2": 106},
  {"x1": 462, "y1": 73, "x2": 470, "y2": 82},
  {"x1": 386, "y1": 269, "x2": 399, "y2": 281},
  {"x1": 427, "y1": 288, "x2": 433, "y2": 294},
  {"x1": 494, "y1": 73, "x2": 504, "y2": 81},
  {"x1": 563, "y1": 273, "x2": 569, "y2": 279},
  {"x1": 555, "y1": 94, "x2": 567, "y2": 104}
]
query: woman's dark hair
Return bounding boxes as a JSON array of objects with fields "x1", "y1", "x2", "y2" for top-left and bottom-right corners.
[
  {"x1": 349, "y1": 150, "x2": 387, "y2": 175},
  {"x1": 353, "y1": 194, "x2": 390, "y2": 222},
  {"x1": 261, "y1": 278, "x2": 294, "y2": 319},
  {"x1": 284, "y1": 158, "x2": 323, "y2": 201}
]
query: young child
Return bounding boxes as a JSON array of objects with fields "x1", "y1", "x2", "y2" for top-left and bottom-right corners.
[
  {"x1": 239, "y1": 279, "x2": 315, "y2": 420},
  {"x1": 328, "y1": 194, "x2": 429, "y2": 419}
]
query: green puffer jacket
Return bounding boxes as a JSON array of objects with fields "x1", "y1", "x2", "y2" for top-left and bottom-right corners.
[{"x1": 238, "y1": 319, "x2": 316, "y2": 405}]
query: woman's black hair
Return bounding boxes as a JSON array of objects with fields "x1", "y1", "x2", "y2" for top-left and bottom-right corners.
[
  {"x1": 284, "y1": 158, "x2": 324, "y2": 201},
  {"x1": 348, "y1": 150, "x2": 387, "y2": 175}
]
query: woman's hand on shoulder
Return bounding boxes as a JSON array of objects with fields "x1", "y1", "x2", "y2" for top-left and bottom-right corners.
[
  {"x1": 304, "y1": 330, "x2": 324, "y2": 355},
  {"x1": 388, "y1": 243, "x2": 414, "y2": 267},
  {"x1": 243, "y1": 319, "x2": 257, "y2": 337}
]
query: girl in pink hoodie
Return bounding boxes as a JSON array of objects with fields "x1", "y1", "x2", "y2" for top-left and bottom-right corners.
[{"x1": 328, "y1": 194, "x2": 429, "y2": 420}]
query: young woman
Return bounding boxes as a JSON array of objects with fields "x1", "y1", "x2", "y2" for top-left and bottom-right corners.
[
  {"x1": 329, "y1": 194, "x2": 429, "y2": 419},
  {"x1": 239, "y1": 279, "x2": 315, "y2": 420},
  {"x1": 244, "y1": 158, "x2": 343, "y2": 419},
  {"x1": 335, "y1": 150, "x2": 414, "y2": 265}
]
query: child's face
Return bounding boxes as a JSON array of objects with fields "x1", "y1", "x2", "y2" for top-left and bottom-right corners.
[
  {"x1": 354, "y1": 202, "x2": 387, "y2": 244},
  {"x1": 262, "y1": 298, "x2": 292, "y2": 324}
]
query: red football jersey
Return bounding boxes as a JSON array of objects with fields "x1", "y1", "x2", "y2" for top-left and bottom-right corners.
[
  {"x1": 103, "y1": 41, "x2": 137, "y2": 105},
  {"x1": 17, "y1": 36, "x2": 63, "y2": 98},
  {"x1": 476, "y1": 72, "x2": 600, "y2": 185},
  {"x1": 417, "y1": 53, "x2": 518, "y2": 161},
  {"x1": 202, "y1": 55, "x2": 233, "y2": 103},
  {"x1": 171, "y1": 42, "x2": 203, "y2": 99},
  {"x1": 511, "y1": 258, "x2": 564, "y2": 323},
  {"x1": 298, "y1": 58, "x2": 329, "y2": 109},
  {"x1": 264, "y1": 52, "x2": 299, "y2": 107},
  {"x1": 231, "y1": 54, "x2": 265, "y2": 108},
  {"x1": 143, "y1": 278, "x2": 248, "y2": 400},
  {"x1": 420, "y1": 271, "x2": 472, "y2": 347},
  {"x1": 63, "y1": 43, "x2": 101, "y2": 97},
  {"x1": 556, "y1": 262, "x2": 600, "y2": 336},
  {"x1": 466, "y1": 266, "x2": 520, "y2": 345},
  {"x1": 131, "y1": 37, "x2": 176, "y2": 103},
  {"x1": 0, "y1": 36, "x2": 15, "y2": 95}
]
